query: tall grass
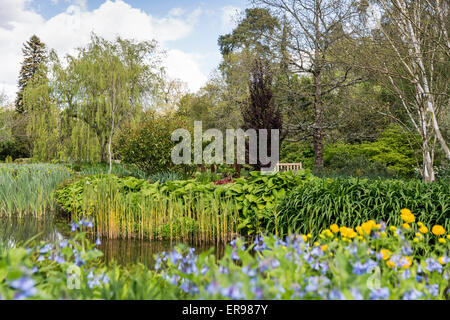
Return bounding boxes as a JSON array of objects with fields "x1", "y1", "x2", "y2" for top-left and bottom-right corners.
[
  {"x1": 0, "y1": 164, "x2": 73, "y2": 217},
  {"x1": 273, "y1": 178, "x2": 450, "y2": 236},
  {"x1": 75, "y1": 178, "x2": 239, "y2": 243}
]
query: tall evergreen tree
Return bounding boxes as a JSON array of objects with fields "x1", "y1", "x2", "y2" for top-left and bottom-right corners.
[
  {"x1": 243, "y1": 58, "x2": 285, "y2": 169},
  {"x1": 15, "y1": 35, "x2": 47, "y2": 113}
]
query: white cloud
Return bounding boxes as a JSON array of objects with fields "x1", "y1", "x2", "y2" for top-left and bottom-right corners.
[
  {"x1": 164, "y1": 50, "x2": 207, "y2": 92},
  {"x1": 0, "y1": 0, "x2": 207, "y2": 99},
  {"x1": 220, "y1": 5, "x2": 241, "y2": 31}
]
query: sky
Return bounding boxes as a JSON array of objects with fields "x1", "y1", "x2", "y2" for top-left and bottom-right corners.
[{"x1": 0, "y1": 0, "x2": 249, "y2": 101}]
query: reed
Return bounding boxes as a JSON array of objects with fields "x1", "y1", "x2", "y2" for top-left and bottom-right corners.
[
  {"x1": 0, "y1": 164, "x2": 72, "y2": 217},
  {"x1": 77, "y1": 178, "x2": 239, "y2": 243}
]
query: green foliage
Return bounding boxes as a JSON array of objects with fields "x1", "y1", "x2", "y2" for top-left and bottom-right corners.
[
  {"x1": 69, "y1": 162, "x2": 148, "y2": 179},
  {"x1": 148, "y1": 171, "x2": 183, "y2": 183},
  {"x1": 280, "y1": 141, "x2": 315, "y2": 168},
  {"x1": 215, "y1": 170, "x2": 314, "y2": 234},
  {"x1": 276, "y1": 178, "x2": 450, "y2": 237},
  {"x1": 323, "y1": 126, "x2": 417, "y2": 178},
  {"x1": 0, "y1": 164, "x2": 73, "y2": 216},
  {"x1": 115, "y1": 112, "x2": 189, "y2": 175},
  {"x1": 55, "y1": 170, "x2": 314, "y2": 237}
]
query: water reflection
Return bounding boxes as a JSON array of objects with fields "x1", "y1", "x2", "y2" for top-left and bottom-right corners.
[
  {"x1": 99, "y1": 239, "x2": 225, "y2": 267},
  {"x1": 0, "y1": 215, "x2": 225, "y2": 267}
]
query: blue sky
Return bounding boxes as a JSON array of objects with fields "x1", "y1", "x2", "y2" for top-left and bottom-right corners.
[{"x1": 0, "y1": 0, "x2": 249, "y2": 99}]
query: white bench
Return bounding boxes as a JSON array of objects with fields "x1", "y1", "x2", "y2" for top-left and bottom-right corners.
[{"x1": 276, "y1": 163, "x2": 303, "y2": 172}]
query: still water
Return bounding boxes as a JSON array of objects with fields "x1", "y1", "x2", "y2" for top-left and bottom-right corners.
[{"x1": 0, "y1": 214, "x2": 225, "y2": 267}]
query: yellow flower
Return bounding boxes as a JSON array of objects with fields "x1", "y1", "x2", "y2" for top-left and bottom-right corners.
[
  {"x1": 389, "y1": 226, "x2": 397, "y2": 232},
  {"x1": 447, "y1": 235, "x2": 450, "y2": 240},
  {"x1": 301, "y1": 235, "x2": 308, "y2": 242},
  {"x1": 361, "y1": 221, "x2": 373, "y2": 235},
  {"x1": 400, "y1": 210, "x2": 415, "y2": 224},
  {"x1": 340, "y1": 227, "x2": 357, "y2": 239},
  {"x1": 413, "y1": 238, "x2": 420, "y2": 243},
  {"x1": 402, "y1": 223, "x2": 411, "y2": 230},
  {"x1": 400, "y1": 208, "x2": 412, "y2": 216},
  {"x1": 356, "y1": 226, "x2": 363, "y2": 235},
  {"x1": 438, "y1": 238, "x2": 446, "y2": 244},
  {"x1": 330, "y1": 224, "x2": 339, "y2": 233},
  {"x1": 401, "y1": 256, "x2": 412, "y2": 269},
  {"x1": 357, "y1": 235, "x2": 363, "y2": 240},
  {"x1": 417, "y1": 222, "x2": 424, "y2": 228},
  {"x1": 307, "y1": 234, "x2": 312, "y2": 239},
  {"x1": 314, "y1": 241, "x2": 319, "y2": 246},
  {"x1": 432, "y1": 225, "x2": 445, "y2": 236},
  {"x1": 386, "y1": 260, "x2": 396, "y2": 268},
  {"x1": 380, "y1": 249, "x2": 392, "y2": 260},
  {"x1": 415, "y1": 232, "x2": 423, "y2": 239},
  {"x1": 419, "y1": 226, "x2": 428, "y2": 234},
  {"x1": 438, "y1": 257, "x2": 447, "y2": 265},
  {"x1": 321, "y1": 244, "x2": 328, "y2": 252},
  {"x1": 321, "y1": 229, "x2": 334, "y2": 238}
]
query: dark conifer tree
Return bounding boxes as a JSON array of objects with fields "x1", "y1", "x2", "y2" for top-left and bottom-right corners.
[
  {"x1": 15, "y1": 35, "x2": 47, "y2": 113},
  {"x1": 243, "y1": 58, "x2": 285, "y2": 169}
]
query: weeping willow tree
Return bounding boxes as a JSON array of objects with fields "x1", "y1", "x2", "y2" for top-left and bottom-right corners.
[
  {"x1": 22, "y1": 62, "x2": 60, "y2": 162},
  {"x1": 52, "y1": 34, "x2": 162, "y2": 170}
]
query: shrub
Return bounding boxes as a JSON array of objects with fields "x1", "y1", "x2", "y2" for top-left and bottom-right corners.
[
  {"x1": 115, "y1": 112, "x2": 189, "y2": 175},
  {"x1": 323, "y1": 126, "x2": 418, "y2": 178}
]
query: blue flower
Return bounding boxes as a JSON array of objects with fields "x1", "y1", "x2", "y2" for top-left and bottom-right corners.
[
  {"x1": 369, "y1": 287, "x2": 390, "y2": 300},
  {"x1": 328, "y1": 289, "x2": 346, "y2": 300},
  {"x1": 426, "y1": 284, "x2": 439, "y2": 297},
  {"x1": 253, "y1": 236, "x2": 267, "y2": 252},
  {"x1": 351, "y1": 287, "x2": 363, "y2": 300},
  {"x1": 400, "y1": 269, "x2": 411, "y2": 280},
  {"x1": 402, "y1": 289, "x2": 423, "y2": 300},
  {"x1": 54, "y1": 255, "x2": 65, "y2": 264},
  {"x1": 242, "y1": 265, "x2": 257, "y2": 277},
  {"x1": 401, "y1": 246, "x2": 413, "y2": 256},
  {"x1": 11, "y1": 277, "x2": 37, "y2": 299},
  {"x1": 231, "y1": 249, "x2": 240, "y2": 261},
  {"x1": 95, "y1": 238, "x2": 101, "y2": 246},
  {"x1": 425, "y1": 258, "x2": 442, "y2": 273},
  {"x1": 200, "y1": 265, "x2": 209, "y2": 275},
  {"x1": 39, "y1": 243, "x2": 52, "y2": 254}
]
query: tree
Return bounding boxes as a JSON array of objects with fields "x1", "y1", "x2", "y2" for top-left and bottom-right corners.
[
  {"x1": 15, "y1": 35, "x2": 47, "y2": 114},
  {"x1": 358, "y1": 0, "x2": 450, "y2": 182},
  {"x1": 243, "y1": 58, "x2": 285, "y2": 169},
  {"x1": 53, "y1": 34, "x2": 162, "y2": 171},
  {"x1": 22, "y1": 57, "x2": 59, "y2": 161},
  {"x1": 253, "y1": 0, "x2": 363, "y2": 169}
]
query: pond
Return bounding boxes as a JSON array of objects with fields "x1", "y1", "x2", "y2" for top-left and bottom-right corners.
[{"x1": 0, "y1": 214, "x2": 226, "y2": 267}]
